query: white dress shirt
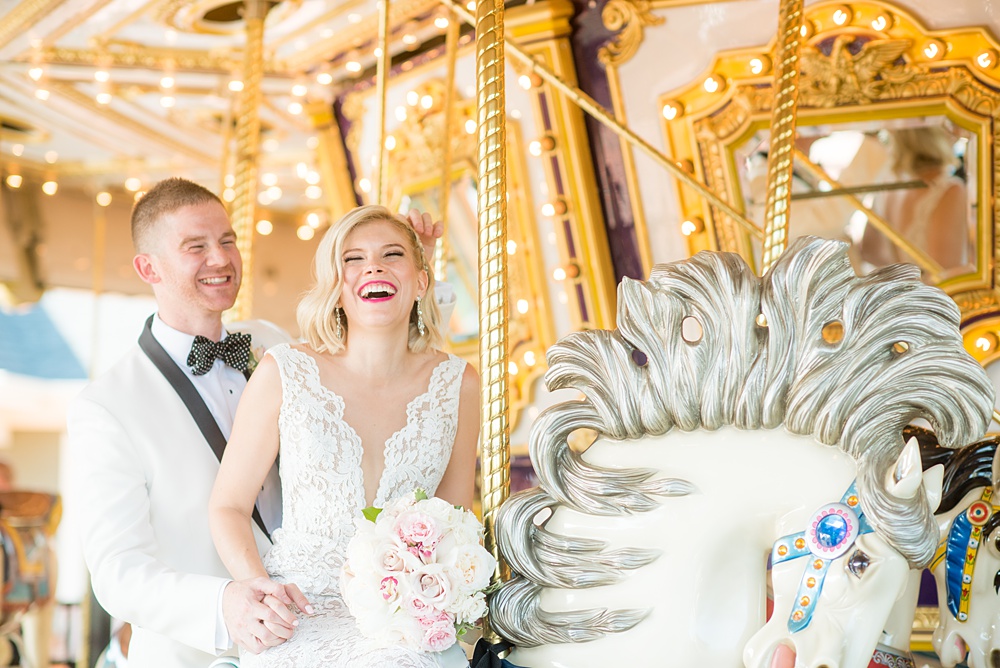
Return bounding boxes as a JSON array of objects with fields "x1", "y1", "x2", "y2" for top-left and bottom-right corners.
[{"x1": 151, "y1": 315, "x2": 282, "y2": 652}]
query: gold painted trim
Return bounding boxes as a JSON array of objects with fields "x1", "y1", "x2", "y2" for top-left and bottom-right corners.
[
  {"x1": 306, "y1": 102, "x2": 359, "y2": 218},
  {"x1": 660, "y1": 0, "x2": 1000, "y2": 305},
  {"x1": 27, "y1": 46, "x2": 251, "y2": 74},
  {"x1": 598, "y1": 0, "x2": 664, "y2": 68},
  {"x1": 0, "y1": 0, "x2": 68, "y2": 51}
]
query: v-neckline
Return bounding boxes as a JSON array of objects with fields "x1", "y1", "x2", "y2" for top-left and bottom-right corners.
[{"x1": 291, "y1": 347, "x2": 450, "y2": 508}]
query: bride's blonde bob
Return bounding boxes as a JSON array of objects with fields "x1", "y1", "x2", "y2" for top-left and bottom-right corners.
[{"x1": 297, "y1": 205, "x2": 443, "y2": 354}]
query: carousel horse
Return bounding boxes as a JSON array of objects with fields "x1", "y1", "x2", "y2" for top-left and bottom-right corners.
[
  {"x1": 489, "y1": 238, "x2": 994, "y2": 668},
  {"x1": 909, "y1": 427, "x2": 1000, "y2": 668},
  {"x1": 0, "y1": 491, "x2": 62, "y2": 668}
]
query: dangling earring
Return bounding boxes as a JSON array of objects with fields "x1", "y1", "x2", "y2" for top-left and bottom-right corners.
[
  {"x1": 335, "y1": 306, "x2": 343, "y2": 339},
  {"x1": 416, "y1": 297, "x2": 426, "y2": 337}
]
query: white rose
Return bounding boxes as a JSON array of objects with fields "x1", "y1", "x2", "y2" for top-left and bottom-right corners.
[
  {"x1": 410, "y1": 563, "x2": 458, "y2": 609},
  {"x1": 450, "y1": 592, "x2": 488, "y2": 625},
  {"x1": 444, "y1": 544, "x2": 496, "y2": 593}
]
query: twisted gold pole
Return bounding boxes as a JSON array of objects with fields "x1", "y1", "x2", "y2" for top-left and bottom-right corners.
[
  {"x1": 760, "y1": 0, "x2": 804, "y2": 274},
  {"x1": 439, "y1": 0, "x2": 762, "y2": 239},
  {"x1": 475, "y1": 0, "x2": 510, "y2": 643},
  {"x1": 375, "y1": 0, "x2": 392, "y2": 206},
  {"x1": 229, "y1": 0, "x2": 269, "y2": 321},
  {"x1": 436, "y1": 11, "x2": 460, "y2": 280}
]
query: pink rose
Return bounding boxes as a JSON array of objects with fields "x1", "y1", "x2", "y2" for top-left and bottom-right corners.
[
  {"x1": 412, "y1": 563, "x2": 455, "y2": 609},
  {"x1": 379, "y1": 576, "x2": 400, "y2": 602},
  {"x1": 396, "y1": 511, "x2": 442, "y2": 548},
  {"x1": 375, "y1": 542, "x2": 416, "y2": 573},
  {"x1": 423, "y1": 622, "x2": 457, "y2": 652}
]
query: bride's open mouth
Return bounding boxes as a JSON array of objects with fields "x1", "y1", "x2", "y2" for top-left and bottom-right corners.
[{"x1": 359, "y1": 281, "x2": 397, "y2": 302}]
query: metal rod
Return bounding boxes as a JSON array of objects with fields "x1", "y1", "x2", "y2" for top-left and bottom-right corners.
[
  {"x1": 789, "y1": 179, "x2": 927, "y2": 201},
  {"x1": 437, "y1": 9, "x2": 460, "y2": 280},
  {"x1": 375, "y1": 0, "x2": 392, "y2": 205},
  {"x1": 438, "y1": 0, "x2": 763, "y2": 239},
  {"x1": 760, "y1": 0, "x2": 804, "y2": 273},
  {"x1": 474, "y1": 0, "x2": 511, "y2": 644}
]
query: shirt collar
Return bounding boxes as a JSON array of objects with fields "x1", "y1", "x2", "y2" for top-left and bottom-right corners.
[{"x1": 151, "y1": 314, "x2": 228, "y2": 373}]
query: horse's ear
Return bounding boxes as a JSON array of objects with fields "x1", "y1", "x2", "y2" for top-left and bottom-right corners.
[
  {"x1": 922, "y1": 464, "x2": 944, "y2": 513},
  {"x1": 886, "y1": 437, "x2": 922, "y2": 500},
  {"x1": 992, "y1": 439, "x2": 1000, "y2": 496}
]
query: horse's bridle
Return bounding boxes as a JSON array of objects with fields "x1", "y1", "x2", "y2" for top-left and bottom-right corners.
[
  {"x1": 930, "y1": 485, "x2": 1000, "y2": 622},
  {"x1": 771, "y1": 481, "x2": 875, "y2": 632}
]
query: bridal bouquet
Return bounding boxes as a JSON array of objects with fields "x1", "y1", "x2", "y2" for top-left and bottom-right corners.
[{"x1": 340, "y1": 489, "x2": 497, "y2": 653}]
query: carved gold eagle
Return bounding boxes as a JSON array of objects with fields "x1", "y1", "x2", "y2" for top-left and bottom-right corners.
[{"x1": 799, "y1": 36, "x2": 914, "y2": 107}]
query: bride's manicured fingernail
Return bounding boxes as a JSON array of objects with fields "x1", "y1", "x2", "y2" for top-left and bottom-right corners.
[{"x1": 305, "y1": 605, "x2": 315, "y2": 615}]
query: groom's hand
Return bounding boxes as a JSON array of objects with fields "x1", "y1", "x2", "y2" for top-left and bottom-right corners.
[{"x1": 222, "y1": 577, "x2": 313, "y2": 654}]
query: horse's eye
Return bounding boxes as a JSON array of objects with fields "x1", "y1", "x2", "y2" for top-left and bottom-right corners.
[
  {"x1": 994, "y1": 569, "x2": 1000, "y2": 595},
  {"x1": 848, "y1": 549, "x2": 870, "y2": 578}
]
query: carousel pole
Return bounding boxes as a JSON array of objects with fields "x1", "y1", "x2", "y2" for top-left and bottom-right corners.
[
  {"x1": 374, "y1": 0, "x2": 392, "y2": 205},
  {"x1": 475, "y1": 0, "x2": 511, "y2": 642},
  {"x1": 760, "y1": 0, "x2": 805, "y2": 273},
  {"x1": 436, "y1": 11, "x2": 460, "y2": 280},
  {"x1": 229, "y1": 0, "x2": 270, "y2": 321}
]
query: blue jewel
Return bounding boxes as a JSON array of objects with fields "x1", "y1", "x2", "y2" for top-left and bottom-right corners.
[{"x1": 816, "y1": 514, "x2": 849, "y2": 549}]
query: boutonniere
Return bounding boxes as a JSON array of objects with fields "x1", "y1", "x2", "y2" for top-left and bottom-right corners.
[{"x1": 246, "y1": 345, "x2": 265, "y2": 376}]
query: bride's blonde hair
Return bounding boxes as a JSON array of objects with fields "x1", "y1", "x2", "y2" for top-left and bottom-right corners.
[{"x1": 297, "y1": 205, "x2": 443, "y2": 354}]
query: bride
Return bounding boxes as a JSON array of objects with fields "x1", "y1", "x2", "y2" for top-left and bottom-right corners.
[{"x1": 209, "y1": 205, "x2": 480, "y2": 667}]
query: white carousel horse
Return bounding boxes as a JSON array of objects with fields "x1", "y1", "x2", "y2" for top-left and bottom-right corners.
[{"x1": 490, "y1": 238, "x2": 994, "y2": 668}]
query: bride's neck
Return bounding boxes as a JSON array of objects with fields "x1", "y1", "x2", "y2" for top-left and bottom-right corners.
[{"x1": 341, "y1": 327, "x2": 414, "y2": 382}]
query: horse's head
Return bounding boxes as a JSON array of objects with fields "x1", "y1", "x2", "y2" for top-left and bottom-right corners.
[
  {"x1": 924, "y1": 434, "x2": 1000, "y2": 668},
  {"x1": 745, "y1": 437, "x2": 944, "y2": 668}
]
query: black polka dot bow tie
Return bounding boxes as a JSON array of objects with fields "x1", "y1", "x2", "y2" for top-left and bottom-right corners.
[{"x1": 187, "y1": 333, "x2": 252, "y2": 376}]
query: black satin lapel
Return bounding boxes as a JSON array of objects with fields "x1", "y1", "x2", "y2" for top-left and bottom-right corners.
[{"x1": 138, "y1": 315, "x2": 271, "y2": 541}]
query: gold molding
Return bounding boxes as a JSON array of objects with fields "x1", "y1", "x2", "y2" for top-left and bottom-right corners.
[
  {"x1": 25, "y1": 46, "x2": 256, "y2": 74},
  {"x1": 598, "y1": 0, "x2": 664, "y2": 68},
  {"x1": 0, "y1": 0, "x2": 69, "y2": 51},
  {"x1": 659, "y1": 0, "x2": 1000, "y2": 304}
]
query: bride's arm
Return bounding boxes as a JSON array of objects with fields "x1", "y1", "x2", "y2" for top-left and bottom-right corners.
[
  {"x1": 435, "y1": 364, "x2": 481, "y2": 510},
  {"x1": 210, "y1": 354, "x2": 281, "y2": 580}
]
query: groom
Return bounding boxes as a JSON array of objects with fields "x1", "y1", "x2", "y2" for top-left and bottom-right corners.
[{"x1": 67, "y1": 178, "x2": 452, "y2": 667}]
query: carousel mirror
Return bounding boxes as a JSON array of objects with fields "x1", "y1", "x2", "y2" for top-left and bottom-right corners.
[
  {"x1": 732, "y1": 114, "x2": 982, "y2": 285},
  {"x1": 659, "y1": 0, "x2": 1000, "y2": 302}
]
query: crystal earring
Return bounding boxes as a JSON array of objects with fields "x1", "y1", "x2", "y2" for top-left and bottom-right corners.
[
  {"x1": 335, "y1": 306, "x2": 343, "y2": 339},
  {"x1": 416, "y1": 298, "x2": 426, "y2": 337}
]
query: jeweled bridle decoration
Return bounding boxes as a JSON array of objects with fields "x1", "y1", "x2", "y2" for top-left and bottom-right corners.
[
  {"x1": 930, "y1": 485, "x2": 1000, "y2": 622},
  {"x1": 771, "y1": 482, "x2": 874, "y2": 632}
]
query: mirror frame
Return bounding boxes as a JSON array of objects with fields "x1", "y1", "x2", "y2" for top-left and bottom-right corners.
[{"x1": 658, "y1": 0, "x2": 1000, "y2": 313}]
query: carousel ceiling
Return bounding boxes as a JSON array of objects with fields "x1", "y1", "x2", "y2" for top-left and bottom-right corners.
[{"x1": 0, "y1": 0, "x2": 453, "y2": 206}]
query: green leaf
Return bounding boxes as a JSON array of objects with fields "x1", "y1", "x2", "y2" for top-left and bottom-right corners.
[
  {"x1": 414, "y1": 488, "x2": 428, "y2": 501},
  {"x1": 362, "y1": 506, "x2": 382, "y2": 523}
]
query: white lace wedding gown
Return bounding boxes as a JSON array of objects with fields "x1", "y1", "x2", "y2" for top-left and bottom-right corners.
[{"x1": 242, "y1": 344, "x2": 469, "y2": 668}]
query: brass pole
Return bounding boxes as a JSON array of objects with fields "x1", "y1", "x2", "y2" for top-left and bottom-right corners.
[
  {"x1": 375, "y1": 0, "x2": 392, "y2": 205},
  {"x1": 760, "y1": 0, "x2": 804, "y2": 273},
  {"x1": 229, "y1": 0, "x2": 270, "y2": 321},
  {"x1": 792, "y1": 148, "x2": 944, "y2": 280},
  {"x1": 437, "y1": 11, "x2": 460, "y2": 280},
  {"x1": 439, "y1": 0, "x2": 763, "y2": 239},
  {"x1": 475, "y1": 0, "x2": 510, "y2": 641}
]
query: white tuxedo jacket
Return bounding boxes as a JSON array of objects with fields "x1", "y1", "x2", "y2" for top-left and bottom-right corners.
[{"x1": 68, "y1": 345, "x2": 272, "y2": 668}]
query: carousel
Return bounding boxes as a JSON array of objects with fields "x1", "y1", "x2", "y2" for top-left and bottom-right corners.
[{"x1": 2, "y1": 0, "x2": 1000, "y2": 666}]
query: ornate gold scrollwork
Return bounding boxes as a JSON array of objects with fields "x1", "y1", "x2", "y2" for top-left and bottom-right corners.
[
  {"x1": 598, "y1": 0, "x2": 664, "y2": 67},
  {"x1": 799, "y1": 37, "x2": 917, "y2": 107}
]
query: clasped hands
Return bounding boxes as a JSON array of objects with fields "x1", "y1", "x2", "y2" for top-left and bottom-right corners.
[{"x1": 222, "y1": 577, "x2": 313, "y2": 654}]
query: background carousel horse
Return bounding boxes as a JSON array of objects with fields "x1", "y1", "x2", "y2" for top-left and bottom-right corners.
[
  {"x1": 0, "y1": 491, "x2": 62, "y2": 668},
  {"x1": 489, "y1": 238, "x2": 994, "y2": 668},
  {"x1": 907, "y1": 427, "x2": 1000, "y2": 668}
]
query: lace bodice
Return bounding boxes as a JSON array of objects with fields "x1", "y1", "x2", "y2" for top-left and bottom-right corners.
[{"x1": 245, "y1": 344, "x2": 469, "y2": 668}]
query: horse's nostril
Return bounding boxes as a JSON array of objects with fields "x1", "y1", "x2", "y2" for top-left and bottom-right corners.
[{"x1": 991, "y1": 649, "x2": 1000, "y2": 668}]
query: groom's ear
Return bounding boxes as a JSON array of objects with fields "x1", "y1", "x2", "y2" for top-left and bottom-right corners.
[{"x1": 133, "y1": 254, "x2": 160, "y2": 285}]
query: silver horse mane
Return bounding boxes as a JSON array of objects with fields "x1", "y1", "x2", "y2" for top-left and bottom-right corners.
[{"x1": 491, "y1": 237, "x2": 994, "y2": 647}]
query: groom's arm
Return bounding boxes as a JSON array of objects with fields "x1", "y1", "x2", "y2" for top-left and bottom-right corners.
[{"x1": 67, "y1": 395, "x2": 228, "y2": 655}]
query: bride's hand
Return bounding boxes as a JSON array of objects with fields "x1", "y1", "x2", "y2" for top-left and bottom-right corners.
[
  {"x1": 405, "y1": 209, "x2": 443, "y2": 264},
  {"x1": 223, "y1": 577, "x2": 313, "y2": 653}
]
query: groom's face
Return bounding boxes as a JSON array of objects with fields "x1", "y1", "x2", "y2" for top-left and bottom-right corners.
[{"x1": 139, "y1": 201, "x2": 243, "y2": 327}]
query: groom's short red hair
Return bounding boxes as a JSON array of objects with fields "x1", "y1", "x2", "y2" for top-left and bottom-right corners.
[{"x1": 131, "y1": 178, "x2": 224, "y2": 252}]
